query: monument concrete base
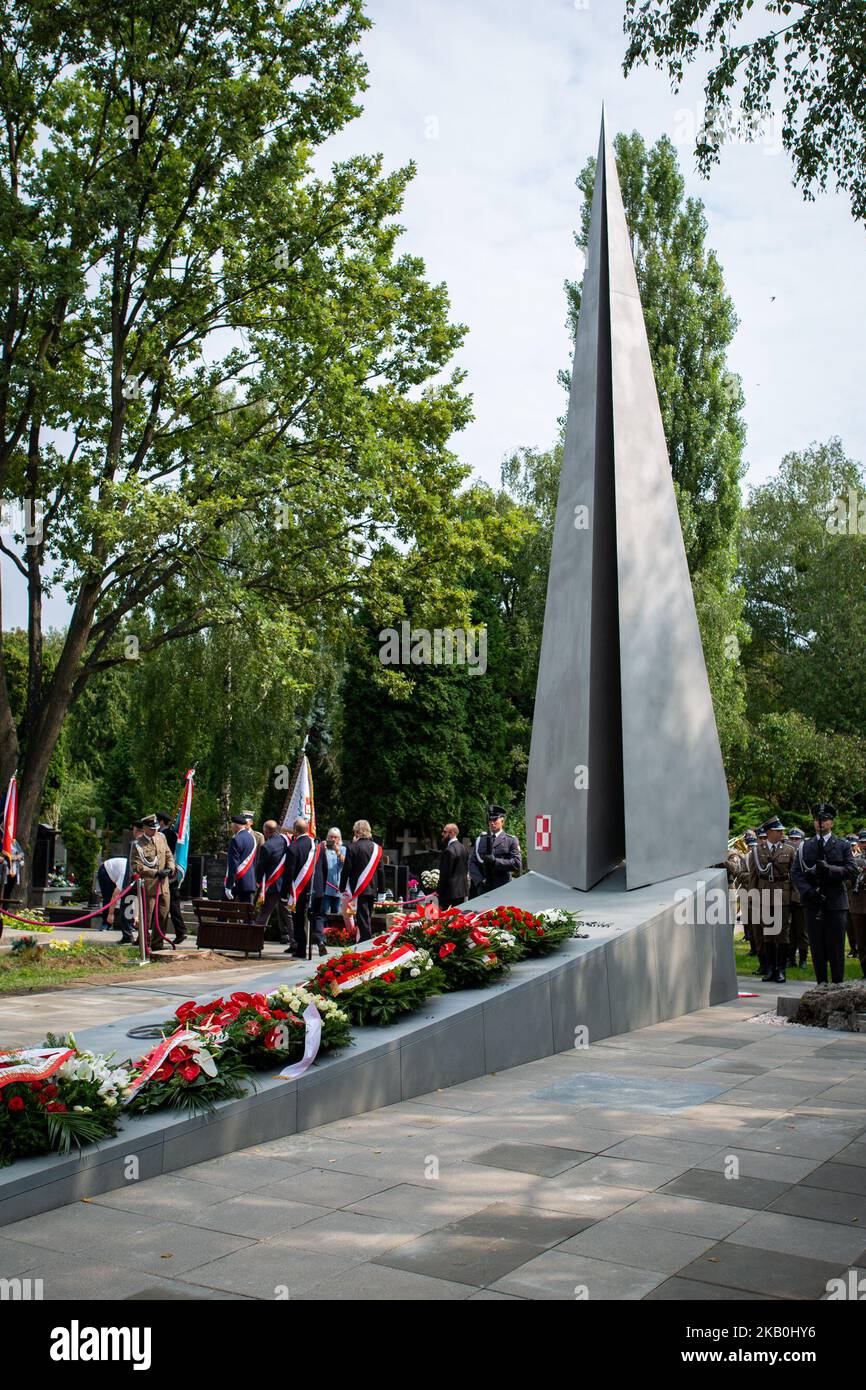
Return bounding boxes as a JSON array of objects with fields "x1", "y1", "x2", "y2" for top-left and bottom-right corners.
[{"x1": 0, "y1": 867, "x2": 735, "y2": 1227}]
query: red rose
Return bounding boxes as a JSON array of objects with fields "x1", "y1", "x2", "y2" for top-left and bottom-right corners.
[
  {"x1": 46, "y1": 1102, "x2": 67, "y2": 1113},
  {"x1": 7, "y1": 1095, "x2": 25, "y2": 1112},
  {"x1": 179, "y1": 1063, "x2": 201, "y2": 1082},
  {"x1": 29, "y1": 1080, "x2": 42, "y2": 1092},
  {"x1": 439, "y1": 943, "x2": 456, "y2": 958},
  {"x1": 42, "y1": 1084, "x2": 59, "y2": 1099}
]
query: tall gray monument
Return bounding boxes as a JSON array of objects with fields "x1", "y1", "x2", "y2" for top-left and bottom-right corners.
[{"x1": 525, "y1": 112, "x2": 729, "y2": 892}]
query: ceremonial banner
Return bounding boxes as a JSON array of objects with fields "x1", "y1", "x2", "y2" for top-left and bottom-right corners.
[
  {"x1": 171, "y1": 768, "x2": 195, "y2": 884},
  {"x1": 280, "y1": 753, "x2": 316, "y2": 837},
  {"x1": 276, "y1": 1002, "x2": 323, "y2": 1080},
  {"x1": 0, "y1": 1046, "x2": 74, "y2": 1089},
  {"x1": 1, "y1": 774, "x2": 17, "y2": 859}
]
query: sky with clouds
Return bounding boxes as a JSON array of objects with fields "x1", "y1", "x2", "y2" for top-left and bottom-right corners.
[{"x1": 5, "y1": 0, "x2": 865, "y2": 629}]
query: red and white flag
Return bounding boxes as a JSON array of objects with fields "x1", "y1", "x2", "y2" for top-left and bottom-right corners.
[
  {"x1": 280, "y1": 754, "x2": 316, "y2": 838},
  {"x1": 2, "y1": 775, "x2": 18, "y2": 859}
]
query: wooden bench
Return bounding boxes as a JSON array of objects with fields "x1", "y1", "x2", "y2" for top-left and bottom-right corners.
[{"x1": 192, "y1": 898, "x2": 265, "y2": 958}]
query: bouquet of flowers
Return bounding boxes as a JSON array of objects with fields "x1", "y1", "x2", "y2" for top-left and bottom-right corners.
[
  {"x1": 0, "y1": 1038, "x2": 130, "y2": 1167},
  {"x1": 309, "y1": 937, "x2": 444, "y2": 1027},
  {"x1": 420, "y1": 869, "x2": 439, "y2": 891},
  {"x1": 323, "y1": 922, "x2": 358, "y2": 948},
  {"x1": 162, "y1": 988, "x2": 352, "y2": 1070},
  {"x1": 476, "y1": 905, "x2": 577, "y2": 956},
  {"x1": 393, "y1": 908, "x2": 522, "y2": 990},
  {"x1": 125, "y1": 1030, "x2": 250, "y2": 1115}
]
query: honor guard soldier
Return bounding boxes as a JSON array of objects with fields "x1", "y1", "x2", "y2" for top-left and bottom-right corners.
[
  {"x1": 224, "y1": 813, "x2": 258, "y2": 902},
  {"x1": 786, "y1": 828, "x2": 809, "y2": 968},
  {"x1": 156, "y1": 811, "x2": 187, "y2": 945},
  {"x1": 790, "y1": 802, "x2": 858, "y2": 985},
  {"x1": 739, "y1": 831, "x2": 760, "y2": 961},
  {"x1": 340, "y1": 819, "x2": 384, "y2": 942},
  {"x1": 468, "y1": 804, "x2": 522, "y2": 898},
  {"x1": 130, "y1": 814, "x2": 176, "y2": 951},
  {"x1": 848, "y1": 831, "x2": 866, "y2": 978},
  {"x1": 746, "y1": 817, "x2": 794, "y2": 984}
]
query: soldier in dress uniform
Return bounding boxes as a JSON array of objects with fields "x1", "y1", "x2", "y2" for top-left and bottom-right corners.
[
  {"x1": 224, "y1": 812, "x2": 258, "y2": 903},
  {"x1": 790, "y1": 802, "x2": 858, "y2": 986},
  {"x1": 130, "y1": 814, "x2": 176, "y2": 951},
  {"x1": 156, "y1": 811, "x2": 187, "y2": 946},
  {"x1": 746, "y1": 817, "x2": 795, "y2": 984},
  {"x1": 739, "y1": 831, "x2": 760, "y2": 965},
  {"x1": 244, "y1": 811, "x2": 264, "y2": 850},
  {"x1": 848, "y1": 830, "x2": 866, "y2": 978},
  {"x1": 468, "y1": 805, "x2": 522, "y2": 898},
  {"x1": 786, "y1": 828, "x2": 809, "y2": 969}
]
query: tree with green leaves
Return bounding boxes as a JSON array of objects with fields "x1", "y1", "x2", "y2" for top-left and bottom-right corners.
[
  {"x1": 623, "y1": 1, "x2": 866, "y2": 223},
  {"x1": 568, "y1": 130, "x2": 748, "y2": 762},
  {"x1": 0, "y1": 0, "x2": 472, "y2": 868},
  {"x1": 738, "y1": 438, "x2": 866, "y2": 734}
]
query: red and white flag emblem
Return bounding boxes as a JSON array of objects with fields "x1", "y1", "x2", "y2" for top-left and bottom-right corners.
[{"x1": 535, "y1": 814, "x2": 552, "y2": 851}]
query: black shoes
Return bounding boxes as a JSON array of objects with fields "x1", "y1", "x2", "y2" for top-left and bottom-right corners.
[{"x1": 318, "y1": 943, "x2": 328, "y2": 957}]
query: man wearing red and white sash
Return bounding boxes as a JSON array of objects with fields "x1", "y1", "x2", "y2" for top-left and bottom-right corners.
[
  {"x1": 224, "y1": 813, "x2": 258, "y2": 902},
  {"x1": 286, "y1": 817, "x2": 328, "y2": 958},
  {"x1": 339, "y1": 819, "x2": 385, "y2": 942},
  {"x1": 254, "y1": 820, "x2": 293, "y2": 946}
]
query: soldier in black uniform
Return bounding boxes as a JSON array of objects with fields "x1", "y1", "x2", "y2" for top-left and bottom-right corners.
[
  {"x1": 786, "y1": 827, "x2": 809, "y2": 968},
  {"x1": 468, "y1": 804, "x2": 522, "y2": 898},
  {"x1": 790, "y1": 802, "x2": 858, "y2": 986}
]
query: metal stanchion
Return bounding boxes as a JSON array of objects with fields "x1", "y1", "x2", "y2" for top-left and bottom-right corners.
[{"x1": 136, "y1": 879, "x2": 149, "y2": 966}]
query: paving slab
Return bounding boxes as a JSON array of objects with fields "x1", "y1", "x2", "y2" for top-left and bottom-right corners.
[
  {"x1": 557, "y1": 1219, "x2": 717, "y2": 1273},
  {"x1": 491, "y1": 1249, "x2": 666, "y2": 1300},
  {"x1": 677, "y1": 1240, "x2": 852, "y2": 1300}
]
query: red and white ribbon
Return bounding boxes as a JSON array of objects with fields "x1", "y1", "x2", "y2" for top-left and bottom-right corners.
[
  {"x1": 344, "y1": 842, "x2": 383, "y2": 901},
  {"x1": 289, "y1": 839, "x2": 320, "y2": 906},
  {"x1": 330, "y1": 942, "x2": 419, "y2": 992},
  {"x1": 0, "y1": 1046, "x2": 74, "y2": 1089},
  {"x1": 124, "y1": 1027, "x2": 204, "y2": 1101}
]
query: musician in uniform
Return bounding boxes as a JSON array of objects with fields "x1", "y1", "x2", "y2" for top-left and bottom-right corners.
[
  {"x1": 340, "y1": 819, "x2": 384, "y2": 942},
  {"x1": 786, "y1": 828, "x2": 809, "y2": 969},
  {"x1": 130, "y1": 814, "x2": 176, "y2": 951},
  {"x1": 790, "y1": 802, "x2": 858, "y2": 986},
  {"x1": 438, "y1": 823, "x2": 469, "y2": 910},
  {"x1": 254, "y1": 820, "x2": 293, "y2": 946},
  {"x1": 468, "y1": 804, "x2": 522, "y2": 898},
  {"x1": 286, "y1": 817, "x2": 327, "y2": 958},
  {"x1": 848, "y1": 830, "x2": 866, "y2": 978},
  {"x1": 746, "y1": 817, "x2": 794, "y2": 984},
  {"x1": 224, "y1": 813, "x2": 258, "y2": 903}
]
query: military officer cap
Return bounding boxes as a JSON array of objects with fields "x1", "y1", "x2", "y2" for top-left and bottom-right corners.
[
  {"x1": 764, "y1": 816, "x2": 785, "y2": 833},
  {"x1": 846, "y1": 833, "x2": 858, "y2": 843},
  {"x1": 811, "y1": 801, "x2": 837, "y2": 819},
  {"x1": 140, "y1": 814, "x2": 158, "y2": 829},
  {"x1": 788, "y1": 827, "x2": 804, "y2": 840},
  {"x1": 242, "y1": 809, "x2": 255, "y2": 820},
  {"x1": 858, "y1": 830, "x2": 866, "y2": 843},
  {"x1": 230, "y1": 813, "x2": 247, "y2": 826},
  {"x1": 744, "y1": 831, "x2": 758, "y2": 845},
  {"x1": 757, "y1": 826, "x2": 768, "y2": 838},
  {"x1": 486, "y1": 804, "x2": 507, "y2": 820}
]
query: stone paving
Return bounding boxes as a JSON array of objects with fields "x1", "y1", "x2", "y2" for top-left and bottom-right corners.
[{"x1": 1, "y1": 976, "x2": 865, "y2": 1300}]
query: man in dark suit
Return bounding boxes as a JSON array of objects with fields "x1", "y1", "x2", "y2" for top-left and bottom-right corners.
[
  {"x1": 156, "y1": 811, "x2": 187, "y2": 944},
  {"x1": 224, "y1": 813, "x2": 258, "y2": 903},
  {"x1": 438, "y1": 822, "x2": 469, "y2": 910},
  {"x1": 254, "y1": 820, "x2": 293, "y2": 946},
  {"x1": 468, "y1": 804, "x2": 522, "y2": 898},
  {"x1": 287, "y1": 817, "x2": 327, "y2": 958},
  {"x1": 340, "y1": 818, "x2": 384, "y2": 942},
  {"x1": 790, "y1": 802, "x2": 858, "y2": 985}
]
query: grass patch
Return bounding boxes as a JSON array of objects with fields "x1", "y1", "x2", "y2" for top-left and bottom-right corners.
[
  {"x1": 0, "y1": 942, "x2": 143, "y2": 993},
  {"x1": 734, "y1": 932, "x2": 865, "y2": 984}
]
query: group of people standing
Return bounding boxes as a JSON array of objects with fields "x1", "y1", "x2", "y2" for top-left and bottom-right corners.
[{"x1": 728, "y1": 802, "x2": 866, "y2": 986}]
